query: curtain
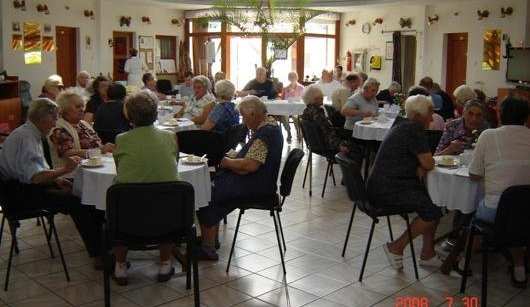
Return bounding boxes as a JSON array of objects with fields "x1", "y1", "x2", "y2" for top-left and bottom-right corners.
[
  {"x1": 191, "y1": 22, "x2": 208, "y2": 75},
  {"x1": 392, "y1": 31, "x2": 402, "y2": 85}
]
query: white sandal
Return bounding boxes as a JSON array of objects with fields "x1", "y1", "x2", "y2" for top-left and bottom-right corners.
[{"x1": 383, "y1": 243, "x2": 403, "y2": 270}]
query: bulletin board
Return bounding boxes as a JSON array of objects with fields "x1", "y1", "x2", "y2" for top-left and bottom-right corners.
[{"x1": 138, "y1": 35, "x2": 154, "y2": 71}]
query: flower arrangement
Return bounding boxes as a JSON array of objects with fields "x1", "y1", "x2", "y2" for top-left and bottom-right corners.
[{"x1": 120, "y1": 16, "x2": 132, "y2": 27}]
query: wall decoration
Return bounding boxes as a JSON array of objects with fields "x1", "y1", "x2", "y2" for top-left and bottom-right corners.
[
  {"x1": 84, "y1": 10, "x2": 95, "y2": 19},
  {"x1": 11, "y1": 35, "x2": 23, "y2": 50},
  {"x1": 23, "y1": 22, "x2": 41, "y2": 51},
  {"x1": 12, "y1": 22, "x2": 21, "y2": 32},
  {"x1": 477, "y1": 10, "x2": 489, "y2": 20},
  {"x1": 13, "y1": 0, "x2": 26, "y2": 11},
  {"x1": 42, "y1": 36, "x2": 55, "y2": 52},
  {"x1": 500, "y1": 7, "x2": 513, "y2": 18},
  {"x1": 274, "y1": 49, "x2": 288, "y2": 60},
  {"x1": 345, "y1": 19, "x2": 356, "y2": 27},
  {"x1": 107, "y1": 39, "x2": 114, "y2": 47},
  {"x1": 36, "y1": 3, "x2": 49, "y2": 14},
  {"x1": 86, "y1": 36, "x2": 92, "y2": 49},
  {"x1": 399, "y1": 18, "x2": 412, "y2": 28},
  {"x1": 361, "y1": 22, "x2": 371, "y2": 34},
  {"x1": 139, "y1": 35, "x2": 155, "y2": 70},
  {"x1": 120, "y1": 16, "x2": 132, "y2": 27},
  {"x1": 482, "y1": 29, "x2": 501, "y2": 71},
  {"x1": 352, "y1": 49, "x2": 367, "y2": 72},
  {"x1": 43, "y1": 24, "x2": 51, "y2": 33},
  {"x1": 385, "y1": 41, "x2": 393, "y2": 60},
  {"x1": 370, "y1": 56, "x2": 382, "y2": 70},
  {"x1": 428, "y1": 14, "x2": 439, "y2": 26},
  {"x1": 372, "y1": 18, "x2": 383, "y2": 26},
  {"x1": 171, "y1": 18, "x2": 181, "y2": 26},
  {"x1": 141, "y1": 16, "x2": 151, "y2": 24}
]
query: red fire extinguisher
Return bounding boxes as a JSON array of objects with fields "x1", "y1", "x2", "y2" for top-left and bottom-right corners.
[{"x1": 346, "y1": 50, "x2": 353, "y2": 71}]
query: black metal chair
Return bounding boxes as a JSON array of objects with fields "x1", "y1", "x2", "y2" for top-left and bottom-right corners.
[
  {"x1": 0, "y1": 180, "x2": 69, "y2": 291},
  {"x1": 103, "y1": 181, "x2": 200, "y2": 307},
  {"x1": 156, "y1": 79, "x2": 178, "y2": 96},
  {"x1": 226, "y1": 149, "x2": 305, "y2": 274},
  {"x1": 335, "y1": 153, "x2": 420, "y2": 282},
  {"x1": 460, "y1": 185, "x2": 530, "y2": 307},
  {"x1": 300, "y1": 119, "x2": 337, "y2": 198},
  {"x1": 177, "y1": 130, "x2": 225, "y2": 167},
  {"x1": 425, "y1": 130, "x2": 443, "y2": 154}
]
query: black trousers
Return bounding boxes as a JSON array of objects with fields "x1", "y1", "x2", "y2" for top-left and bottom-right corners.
[{"x1": 14, "y1": 183, "x2": 103, "y2": 257}]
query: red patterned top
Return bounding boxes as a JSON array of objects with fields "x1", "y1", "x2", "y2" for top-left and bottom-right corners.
[{"x1": 49, "y1": 123, "x2": 102, "y2": 157}]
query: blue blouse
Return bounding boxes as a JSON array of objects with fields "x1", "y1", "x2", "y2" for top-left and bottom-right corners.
[{"x1": 208, "y1": 101, "x2": 240, "y2": 134}]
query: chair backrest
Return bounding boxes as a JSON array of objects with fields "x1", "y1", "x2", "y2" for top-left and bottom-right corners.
[
  {"x1": 106, "y1": 181, "x2": 195, "y2": 242},
  {"x1": 335, "y1": 152, "x2": 372, "y2": 212},
  {"x1": 493, "y1": 185, "x2": 530, "y2": 246},
  {"x1": 177, "y1": 129, "x2": 224, "y2": 166},
  {"x1": 95, "y1": 129, "x2": 121, "y2": 144},
  {"x1": 425, "y1": 130, "x2": 443, "y2": 154},
  {"x1": 279, "y1": 149, "x2": 304, "y2": 197},
  {"x1": 0, "y1": 180, "x2": 30, "y2": 216},
  {"x1": 42, "y1": 138, "x2": 53, "y2": 168},
  {"x1": 222, "y1": 124, "x2": 248, "y2": 154},
  {"x1": 156, "y1": 79, "x2": 173, "y2": 95},
  {"x1": 299, "y1": 119, "x2": 329, "y2": 155}
]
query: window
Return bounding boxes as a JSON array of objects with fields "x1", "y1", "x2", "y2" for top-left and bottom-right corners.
[
  {"x1": 305, "y1": 20, "x2": 336, "y2": 35},
  {"x1": 268, "y1": 41, "x2": 297, "y2": 85},
  {"x1": 304, "y1": 37, "x2": 335, "y2": 79},
  {"x1": 190, "y1": 20, "x2": 222, "y2": 33},
  {"x1": 230, "y1": 36, "x2": 262, "y2": 90},
  {"x1": 156, "y1": 36, "x2": 176, "y2": 60}
]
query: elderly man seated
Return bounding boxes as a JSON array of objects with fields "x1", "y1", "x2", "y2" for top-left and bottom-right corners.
[
  {"x1": 469, "y1": 97, "x2": 530, "y2": 288},
  {"x1": 197, "y1": 96, "x2": 283, "y2": 260},
  {"x1": 239, "y1": 67, "x2": 277, "y2": 99},
  {"x1": 39, "y1": 74, "x2": 64, "y2": 101},
  {"x1": 75, "y1": 70, "x2": 91, "y2": 99},
  {"x1": 316, "y1": 69, "x2": 342, "y2": 98},
  {"x1": 342, "y1": 77, "x2": 380, "y2": 131},
  {"x1": 0, "y1": 99, "x2": 103, "y2": 267},
  {"x1": 376, "y1": 81, "x2": 401, "y2": 105},
  {"x1": 368, "y1": 95, "x2": 442, "y2": 269}
]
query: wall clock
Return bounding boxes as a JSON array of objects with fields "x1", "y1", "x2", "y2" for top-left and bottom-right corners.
[{"x1": 362, "y1": 22, "x2": 371, "y2": 34}]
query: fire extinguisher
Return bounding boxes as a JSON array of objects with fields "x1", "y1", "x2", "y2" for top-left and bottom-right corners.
[{"x1": 346, "y1": 50, "x2": 353, "y2": 71}]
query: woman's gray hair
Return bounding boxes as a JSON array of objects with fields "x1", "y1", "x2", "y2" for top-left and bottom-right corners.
[
  {"x1": 56, "y1": 88, "x2": 83, "y2": 112},
  {"x1": 463, "y1": 99, "x2": 485, "y2": 113},
  {"x1": 331, "y1": 88, "x2": 350, "y2": 110},
  {"x1": 124, "y1": 90, "x2": 158, "y2": 127},
  {"x1": 388, "y1": 81, "x2": 401, "y2": 93},
  {"x1": 192, "y1": 75, "x2": 212, "y2": 91},
  {"x1": 302, "y1": 85, "x2": 323, "y2": 105},
  {"x1": 362, "y1": 77, "x2": 380, "y2": 91},
  {"x1": 238, "y1": 95, "x2": 267, "y2": 115},
  {"x1": 215, "y1": 79, "x2": 235, "y2": 100},
  {"x1": 405, "y1": 94, "x2": 433, "y2": 118},
  {"x1": 453, "y1": 84, "x2": 477, "y2": 105},
  {"x1": 28, "y1": 98, "x2": 58, "y2": 123}
]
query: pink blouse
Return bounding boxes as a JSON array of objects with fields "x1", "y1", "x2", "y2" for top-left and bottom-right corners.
[
  {"x1": 429, "y1": 113, "x2": 445, "y2": 131},
  {"x1": 282, "y1": 83, "x2": 304, "y2": 100}
]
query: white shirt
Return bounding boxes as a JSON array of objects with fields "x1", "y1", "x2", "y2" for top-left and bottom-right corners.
[
  {"x1": 74, "y1": 86, "x2": 90, "y2": 101},
  {"x1": 316, "y1": 80, "x2": 342, "y2": 98},
  {"x1": 124, "y1": 56, "x2": 145, "y2": 86},
  {"x1": 469, "y1": 125, "x2": 530, "y2": 208}
]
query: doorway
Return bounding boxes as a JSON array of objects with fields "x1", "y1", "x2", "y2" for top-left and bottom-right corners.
[
  {"x1": 56, "y1": 26, "x2": 77, "y2": 87},
  {"x1": 401, "y1": 35, "x2": 416, "y2": 94},
  {"x1": 113, "y1": 31, "x2": 134, "y2": 81},
  {"x1": 445, "y1": 33, "x2": 468, "y2": 96}
]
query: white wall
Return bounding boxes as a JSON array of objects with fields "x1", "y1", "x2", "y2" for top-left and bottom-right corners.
[
  {"x1": 0, "y1": 0, "x2": 184, "y2": 97},
  {"x1": 339, "y1": 0, "x2": 529, "y2": 97},
  {"x1": 424, "y1": 0, "x2": 528, "y2": 97},
  {"x1": 340, "y1": 4, "x2": 427, "y2": 90}
]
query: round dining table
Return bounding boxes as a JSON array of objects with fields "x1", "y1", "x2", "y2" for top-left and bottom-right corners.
[
  {"x1": 236, "y1": 98, "x2": 306, "y2": 116},
  {"x1": 352, "y1": 116, "x2": 396, "y2": 141},
  {"x1": 426, "y1": 161, "x2": 483, "y2": 214},
  {"x1": 72, "y1": 156, "x2": 212, "y2": 211}
]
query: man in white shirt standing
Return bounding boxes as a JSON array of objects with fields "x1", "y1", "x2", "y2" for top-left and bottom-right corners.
[
  {"x1": 74, "y1": 71, "x2": 91, "y2": 100},
  {"x1": 316, "y1": 69, "x2": 342, "y2": 98},
  {"x1": 124, "y1": 48, "x2": 146, "y2": 87},
  {"x1": 469, "y1": 97, "x2": 530, "y2": 288}
]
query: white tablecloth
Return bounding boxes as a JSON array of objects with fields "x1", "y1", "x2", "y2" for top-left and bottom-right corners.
[
  {"x1": 263, "y1": 100, "x2": 306, "y2": 116},
  {"x1": 426, "y1": 165, "x2": 483, "y2": 214},
  {"x1": 352, "y1": 117, "x2": 395, "y2": 141},
  {"x1": 155, "y1": 120, "x2": 197, "y2": 133},
  {"x1": 72, "y1": 156, "x2": 211, "y2": 211},
  {"x1": 156, "y1": 106, "x2": 197, "y2": 133}
]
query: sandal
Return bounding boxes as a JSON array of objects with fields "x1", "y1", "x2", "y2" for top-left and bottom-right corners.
[{"x1": 383, "y1": 243, "x2": 403, "y2": 270}]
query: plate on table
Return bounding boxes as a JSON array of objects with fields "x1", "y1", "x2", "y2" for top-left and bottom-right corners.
[
  {"x1": 181, "y1": 155, "x2": 207, "y2": 165},
  {"x1": 435, "y1": 156, "x2": 460, "y2": 168},
  {"x1": 81, "y1": 158, "x2": 104, "y2": 168},
  {"x1": 359, "y1": 120, "x2": 375, "y2": 125},
  {"x1": 162, "y1": 119, "x2": 180, "y2": 126}
]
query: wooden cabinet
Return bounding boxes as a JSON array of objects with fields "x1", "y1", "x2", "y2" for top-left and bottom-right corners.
[
  {"x1": 497, "y1": 87, "x2": 530, "y2": 103},
  {"x1": 0, "y1": 78, "x2": 22, "y2": 131}
]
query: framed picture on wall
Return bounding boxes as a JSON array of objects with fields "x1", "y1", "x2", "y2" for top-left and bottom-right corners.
[{"x1": 385, "y1": 41, "x2": 393, "y2": 60}]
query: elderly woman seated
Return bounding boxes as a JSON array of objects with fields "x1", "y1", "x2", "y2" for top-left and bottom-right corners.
[
  {"x1": 197, "y1": 96, "x2": 283, "y2": 260},
  {"x1": 342, "y1": 78, "x2": 380, "y2": 131},
  {"x1": 453, "y1": 84, "x2": 477, "y2": 117},
  {"x1": 142, "y1": 72, "x2": 166, "y2": 100},
  {"x1": 175, "y1": 75, "x2": 216, "y2": 125},
  {"x1": 368, "y1": 95, "x2": 442, "y2": 269},
  {"x1": 201, "y1": 80, "x2": 240, "y2": 134},
  {"x1": 84, "y1": 76, "x2": 110, "y2": 123},
  {"x1": 49, "y1": 89, "x2": 114, "y2": 168},
  {"x1": 468, "y1": 97, "x2": 530, "y2": 287},
  {"x1": 376, "y1": 81, "x2": 401, "y2": 105},
  {"x1": 112, "y1": 91, "x2": 180, "y2": 285},
  {"x1": 435, "y1": 100, "x2": 487, "y2": 156}
]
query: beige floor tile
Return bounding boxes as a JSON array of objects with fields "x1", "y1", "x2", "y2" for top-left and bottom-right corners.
[
  {"x1": 78, "y1": 295, "x2": 141, "y2": 307},
  {"x1": 290, "y1": 273, "x2": 350, "y2": 297},
  {"x1": 503, "y1": 294, "x2": 530, "y2": 307},
  {"x1": 53, "y1": 281, "x2": 105, "y2": 305},
  {"x1": 232, "y1": 253, "x2": 280, "y2": 273},
  {"x1": 8, "y1": 292, "x2": 70, "y2": 307},
  {"x1": 236, "y1": 237, "x2": 277, "y2": 253},
  {"x1": 257, "y1": 286, "x2": 318, "y2": 307},
  {"x1": 324, "y1": 284, "x2": 387, "y2": 307},
  {"x1": 0, "y1": 280, "x2": 52, "y2": 304},
  {"x1": 121, "y1": 284, "x2": 186, "y2": 307},
  {"x1": 227, "y1": 273, "x2": 283, "y2": 297},
  {"x1": 157, "y1": 296, "x2": 205, "y2": 307},
  {"x1": 392, "y1": 282, "x2": 454, "y2": 306},
  {"x1": 303, "y1": 298, "x2": 348, "y2": 307},
  {"x1": 358, "y1": 272, "x2": 413, "y2": 296},
  {"x1": 232, "y1": 298, "x2": 275, "y2": 306},
  {"x1": 200, "y1": 262, "x2": 252, "y2": 284},
  {"x1": 257, "y1": 264, "x2": 310, "y2": 283},
  {"x1": 200, "y1": 285, "x2": 252, "y2": 307}
]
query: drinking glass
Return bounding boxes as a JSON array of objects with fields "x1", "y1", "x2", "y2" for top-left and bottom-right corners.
[{"x1": 87, "y1": 148, "x2": 101, "y2": 159}]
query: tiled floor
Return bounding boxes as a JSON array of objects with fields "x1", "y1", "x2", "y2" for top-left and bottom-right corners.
[{"x1": 1, "y1": 136, "x2": 528, "y2": 307}]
